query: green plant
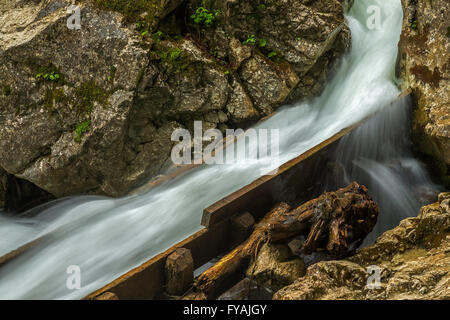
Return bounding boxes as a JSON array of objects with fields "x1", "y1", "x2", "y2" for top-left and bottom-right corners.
[
  {"x1": 258, "y1": 38, "x2": 267, "y2": 48},
  {"x1": 151, "y1": 30, "x2": 164, "y2": 42},
  {"x1": 160, "y1": 47, "x2": 183, "y2": 62},
  {"x1": 257, "y1": 4, "x2": 267, "y2": 11},
  {"x1": 410, "y1": 19, "x2": 418, "y2": 30},
  {"x1": 157, "y1": 47, "x2": 186, "y2": 74},
  {"x1": 74, "y1": 120, "x2": 91, "y2": 143},
  {"x1": 136, "y1": 21, "x2": 144, "y2": 30},
  {"x1": 246, "y1": 13, "x2": 258, "y2": 22},
  {"x1": 243, "y1": 35, "x2": 267, "y2": 48},
  {"x1": 243, "y1": 35, "x2": 257, "y2": 46},
  {"x1": 36, "y1": 71, "x2": 61, "y2": 82},
  {"x1": 190, "y1": 7, "x2": 220, "y2": 26},
  {"x1": 267, "y1": 51, "x2": 278, "y2": 59}
]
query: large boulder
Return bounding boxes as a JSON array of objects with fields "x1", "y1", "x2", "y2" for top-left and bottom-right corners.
[
  {"x1": 274, "y1": 193, "x2": 450, "y2": 300},
  {"x1": 397, "y1": 0, "x2": 450, "y2": 187},
  {"x1": 0, "y1": 0, "x2": 352, "y2": 205}
]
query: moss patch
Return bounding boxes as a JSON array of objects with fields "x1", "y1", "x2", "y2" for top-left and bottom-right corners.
[
  {"x1": 153, "y1": 44, "x2": 187, "y2": 74},
  {"x1": 73, "y1": 81, "x2": 109, "y2": 114},
  {"x1": 42, "y1": 87, "x2": 67, "y2": 112},
  {"x1": 74, "y1": 120, "x2": 91, "y2": 143}
]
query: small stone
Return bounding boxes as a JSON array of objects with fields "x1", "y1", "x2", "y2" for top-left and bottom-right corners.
[{"x1": 287, "y1": 238, "x2": 304, "y2": 255}]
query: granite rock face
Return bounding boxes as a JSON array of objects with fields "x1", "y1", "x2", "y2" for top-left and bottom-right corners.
[
  {"x1": 274, "y1": 193, "x2": 450, "y2": 300},
  {"x1": 397, "y1": 0, "x2": 450, "y2": 187},
  {"x1": 0, "y1": 0, "x2": 351, "y2": 205}
]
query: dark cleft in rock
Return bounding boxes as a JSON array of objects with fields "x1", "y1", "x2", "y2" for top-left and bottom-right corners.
[{"x1": 2, "y1": 170, "x2": 55, "y2": 213}]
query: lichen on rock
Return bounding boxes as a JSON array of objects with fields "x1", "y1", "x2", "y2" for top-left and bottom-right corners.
[{"x1": 397, "y1": 0, "x2": 450, "y2": 188}]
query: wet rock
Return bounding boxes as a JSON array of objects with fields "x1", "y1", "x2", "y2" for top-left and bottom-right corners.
[
  {"x1": 0, "y1": 0, "x2": 352, "y2": 201},
  {"x1": 228, "y1": 37, "x2": 252, "y2": 69},
  {"x1": 247, "y1": 243, "x2": 306, "y2": 292},
  {"x1": 239, "y1": 54, "x2": 299, "y2": 115},
  {"x1": 274, "y1": 193, "x2": 450, "y2": 300},
  {"x1": 0, "y1": 0, "x2": 148, "y2": 198},
  {"x1": 397, "y1": 0, "x2": 450, "y2": 187},
  {"x1": 226, "y1": 77, "x2": 259, "y2": 123}
]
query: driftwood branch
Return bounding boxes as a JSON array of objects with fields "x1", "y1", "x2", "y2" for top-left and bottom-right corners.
[{"x1": 195, "y1": 182, "x2": 379, "y2": 297}]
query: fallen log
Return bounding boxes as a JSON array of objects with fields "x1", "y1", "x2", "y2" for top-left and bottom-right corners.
[{"x1": 195, "y1": 182, "x2": 379, "y2": 298}]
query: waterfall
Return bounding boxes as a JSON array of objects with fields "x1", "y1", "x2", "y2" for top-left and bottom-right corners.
[
  {"x1": 318, "y1": 97, "x2": 440, "y2": 246},
  {"x1": 0, "y1": 0, "x2": 437, "y2": 299}
]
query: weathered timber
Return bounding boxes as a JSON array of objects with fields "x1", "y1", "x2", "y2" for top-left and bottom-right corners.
[
  {"x1": 165, "y1": 248, "x2": 194, "y2": 296},
  {"x1": 195, "y1": 182, "x2": 379, "y2": 298}
]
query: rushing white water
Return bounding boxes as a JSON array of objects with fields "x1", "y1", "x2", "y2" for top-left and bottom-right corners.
[
  {"x1": 319, "y1": 97, "x2": 440, "y2": 246},
  {"x1": 0, "y1": 0, "x2": 429, "y2": 299}
]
